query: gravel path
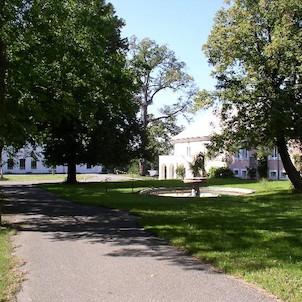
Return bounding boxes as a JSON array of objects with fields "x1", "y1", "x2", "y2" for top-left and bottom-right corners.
[{"x1": 2, "y1": 185, "x2": 281, "y2": 302}]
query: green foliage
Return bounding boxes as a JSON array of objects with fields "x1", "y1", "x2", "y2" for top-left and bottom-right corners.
[
  {"x1": 188, "y1": 152, "x2": 206, "y2": 177},
  {"x1": 128, "y1": 36, "x2": 198, "y2": 175},
  {"x1": 257, "y1": 157, "x2": 268, "y2": 179},
  {"x1": 196, "y1": 0, "x2": 302, "y2": 189},
  {"x1": 43, "y1": 179, "x2": 301, "y2": 302},
  {"x1": 2, "y1": 0, "x2": 140, "y2": 183},
  {"x1": 208, "y1": 166, "x2": 234, "y2": 178},
  {"x1": 292, "y1": 153, "x2": 302, "y2": 174},
  {"x1": 175, "y1": 164, "x2": 186, "y2": 179},
  {"x1": 247, "y1": 167, "x2": 257, "y2": 179}
]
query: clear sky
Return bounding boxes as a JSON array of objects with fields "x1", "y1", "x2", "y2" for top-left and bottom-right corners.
[{"x1": 108, "y1": 0, "x2": 225, "y2": 123}]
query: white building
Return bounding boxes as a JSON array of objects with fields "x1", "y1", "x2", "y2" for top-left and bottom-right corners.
[
  {"x1": 1, "y1": 145, "x2": 102, "y2": 174},
  {"x1": 159, "y1": 114, "x2": 225, "y2": 180}
]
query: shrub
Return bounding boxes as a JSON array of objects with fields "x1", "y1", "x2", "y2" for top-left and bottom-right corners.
[
  {"x1": 208, "y1": 166, "x2": 234, "y2": 178},
  {"x1": 175, "y1": 164, "x2": 186, "y2": 179},
  {"x1": 247, "y1": 167, "x2": 257, "y2": 179}
]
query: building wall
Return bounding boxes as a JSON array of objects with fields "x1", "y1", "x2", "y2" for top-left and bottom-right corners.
[
  {"x1": 229, "y1": 148, "x2": 287, "y2": 180},
  {"x1": 159, "y1": 138, "x2": 225, "y2": 180},
  {"x1": 2, "y1": 146, "x2": 102, "y2": 174}
]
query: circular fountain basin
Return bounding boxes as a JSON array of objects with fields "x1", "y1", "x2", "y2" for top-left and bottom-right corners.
[{"x1": 141, "y1": 186, "x2": 256, "y2": 198}]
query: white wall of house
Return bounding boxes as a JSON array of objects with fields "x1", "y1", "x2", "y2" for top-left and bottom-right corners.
[
  {"x1": 2, "y1": 146, "x2": 102, "y2": 174},
  {"x1": 159, "y1": 138, "x2": 225, "y2": 180}
]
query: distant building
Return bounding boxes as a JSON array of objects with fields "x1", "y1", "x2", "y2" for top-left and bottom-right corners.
[
  {"x1": 159, "y1": 114, "x2": 288, "y2": 180},
  {"x1": 159, "y1": 114, "x2": 225, "y2": 180},
  {"x1": 2, "y1": 145, "x2": 102, "y2": 174},
  {"x1": 228, "y1": 147, "x2": 287, "y2": 180}
]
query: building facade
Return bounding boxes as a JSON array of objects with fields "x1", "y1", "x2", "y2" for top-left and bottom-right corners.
[
  {"x1": 159, "y1": 115, "x2": 288, "y2": 180},
  {"x1": 1, "y1": 146, "x2": 102, "y2": 174},
  {"x1": 159, "y1": 115, "x2": 225, "y2": 180}
]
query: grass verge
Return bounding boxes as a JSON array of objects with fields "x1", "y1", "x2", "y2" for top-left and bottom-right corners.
[
  {"x1": 0, "y1": 224, "x2": 20, "y2": 302},
  {"x1": 41, "y1": 178, "x2": 301, "y2": 302}
]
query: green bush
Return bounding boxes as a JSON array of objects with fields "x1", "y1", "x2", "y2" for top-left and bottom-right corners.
[
  {"x1": 175, "y1": 164, "x2": 186, "y2": 179},
  {"x1": 247, "y1": 167, "x2": 257, "y2": 179},
  {"x1": 208, "y1": 166, "x2": 234, "y2": 178}
]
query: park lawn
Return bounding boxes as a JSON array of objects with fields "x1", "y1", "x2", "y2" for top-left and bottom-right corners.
[
  {"x1": 41, "y1": 178, "x2": 301, "y2": 302},
  {"x1": 0, "y1": 224, "x2": 20, "y2": 302},
  {"x1": 0, "y1": 174, "x2": 93, "y2": 182}
]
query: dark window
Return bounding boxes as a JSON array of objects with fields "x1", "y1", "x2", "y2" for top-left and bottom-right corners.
[
  {"x1": 20, "y1": 159, "x2": 26, "y2": 170},
  {"x1": 31, "y1": 160, "x2": 37, "y2": 170},
  {"x1": 7, "y1": 159, "x2": 14, "y2": 170}
]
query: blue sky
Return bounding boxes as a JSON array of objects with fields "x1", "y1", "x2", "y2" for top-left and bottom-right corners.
[{"x1": 108, "y1": 0, "x2": 225, "y2": 122}]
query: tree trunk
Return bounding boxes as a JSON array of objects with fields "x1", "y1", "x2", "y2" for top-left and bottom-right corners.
[
  {"x1": 277, "y1": 136, "x2": 302, "y2": 191},
  {"x1": 0, "y1": 37, "x2": 6, "y2": 140},
  {"x1": 0, "y1": 144, "x2": 3, "y2": 180},
  {"x1": 65, "y1": 160, "x2": 77, "y2": 184},
  {"x1": 139, "y1": 157, "x2": 148, "y2": 176}
]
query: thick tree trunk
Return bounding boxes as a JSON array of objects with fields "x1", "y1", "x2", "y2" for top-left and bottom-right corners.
[
  {"x1": 277, "y1": 137, "x2": 302, "y2": 191},
  {"x1": 65, "y1": 160, "x2": 77, "y2": 184}
]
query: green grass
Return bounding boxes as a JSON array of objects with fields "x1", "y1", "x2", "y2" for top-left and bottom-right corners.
[
  {"x1": 0, "y1": 174, "x2": 93, "y2": 182},
  {"x1": 0, "y1": 224, "x2": 19, "y2": 302},
  {"x1": 39, "y1": 178, "x2": 301, "y2": 301}
]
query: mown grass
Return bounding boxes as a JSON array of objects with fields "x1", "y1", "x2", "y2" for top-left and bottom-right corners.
[
  {"x1": 0, "y1": 224, "x2": 19, "y2": 302},
  {"x1": 40, "y1": 178, "x2": 301, "y2": 302},
  {"x1": 0, "y1": 173, "x2": 93, "y2": 182}
]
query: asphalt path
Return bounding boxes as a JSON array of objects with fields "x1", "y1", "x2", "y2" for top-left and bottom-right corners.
[{"x1": 2, "y1": 185, "x2": 281, "y2": 302}]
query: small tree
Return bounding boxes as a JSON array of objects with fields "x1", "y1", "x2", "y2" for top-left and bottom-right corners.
[
  {"x1": 175, "y1": 164, "x2": 186, "y2": 179},
  {"x1": 188, "y1": 152, "x2": 206, "y2": 177}
]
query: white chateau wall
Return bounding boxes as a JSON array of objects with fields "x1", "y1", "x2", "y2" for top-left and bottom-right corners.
[
  {"x1": 2, "y1": 146, "x2": 102, "y2": 174},
  {"x1": 159, "y1": 139, "x2": 226, "y2": 180}
]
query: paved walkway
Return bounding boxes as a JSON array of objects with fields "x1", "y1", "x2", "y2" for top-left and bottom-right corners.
[{"x1": 2, "y1": 185, "x2": 281, "y2": 302}]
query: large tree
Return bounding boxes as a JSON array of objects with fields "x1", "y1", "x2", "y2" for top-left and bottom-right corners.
[
  {"x1": 128, "y1": 37, "x2": 198, "y2": 176},
  {"x1": 194, "y1": 0, "x2": 302, "y2": 190},
  {"x1": 2, "y1": 0, "x2": 139, "y2": 183},
  {"x1": 0, "y1": 1, "x2": 36, "y2": 178}
]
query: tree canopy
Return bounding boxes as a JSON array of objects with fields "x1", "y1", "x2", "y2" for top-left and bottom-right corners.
[
  {"x1": 128, "y1": 37, "x2": 198, "y2": 175},
  {"x1": 194, "y1": 0, "x2": 302, "y2": 190},
  {"x1": 1, "y1": 0, "x2": 140, "y2": 183}
]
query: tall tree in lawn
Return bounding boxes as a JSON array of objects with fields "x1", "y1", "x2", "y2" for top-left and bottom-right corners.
[
  {"x1": 128, "y1": 37, "x2": 198, "y2": 176},
  {"x1": 194, "y1": 0, "x2": 302, "y2": 190},
  {"x1": 9, "y1": 0, "x2": 139, "y2": 183}
]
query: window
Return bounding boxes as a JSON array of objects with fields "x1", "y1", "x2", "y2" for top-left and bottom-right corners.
[
  {"x1": 20, "y1": 159, "x2": 26, "y2": 170},
  {"x1": 241, "y1": 169, "x2": 247, "y2": 178},
  {"x1": 233, "y1": 169, "x2": 239, "y2": 176},
  {"x1": 269, "y1": 170, "x2": 278, "y2": 179},
  {"x1": 234, "y1": 151, "x2": 240, "y2": 159},
  {"x1": 31, "y1": 160, "x2": 37, "y2": 170},
  {"x1": 187, "y1": 146, "x2": 191, "y2": 156},
  {"x1": 241, "y1": 149, "x2": 248, "y2": 160},
  {"x1": 270, "y1": 147, "x2": 278, "y2": 159},
  {"x1": 234, "y1": 149, "x2": 248, "y2": 160},
  {"x1": 280, "y1": 171, "x2": 287, "y2": 179},
  {"x1": 7, "y1": 159, "x2": 14, "y2": 170}
]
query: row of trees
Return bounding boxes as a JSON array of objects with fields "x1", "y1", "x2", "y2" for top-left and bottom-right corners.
[
  {"x1": 0, "y1": 1, "x2": 196, "y2": 182},
  {"x1": 195, "y1": 0, "x2": 302, "y2": 191}
]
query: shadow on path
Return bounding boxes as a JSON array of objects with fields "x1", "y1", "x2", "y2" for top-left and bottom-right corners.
[{"x1": 2, "y1": 186, "x2": 217, "y2": 273}]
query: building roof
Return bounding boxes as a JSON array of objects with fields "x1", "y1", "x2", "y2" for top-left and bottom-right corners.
[{"x1": 172, "y1": 113, "x2": 220, "y2": 143}]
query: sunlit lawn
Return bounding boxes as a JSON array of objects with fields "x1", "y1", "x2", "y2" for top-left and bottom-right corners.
[
  {"x1": 37, "y1": 178, "x2": 302, "y2": 301},
  {"x1": 0, "y1": 174, "x2": 93, "y2": 182}
]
